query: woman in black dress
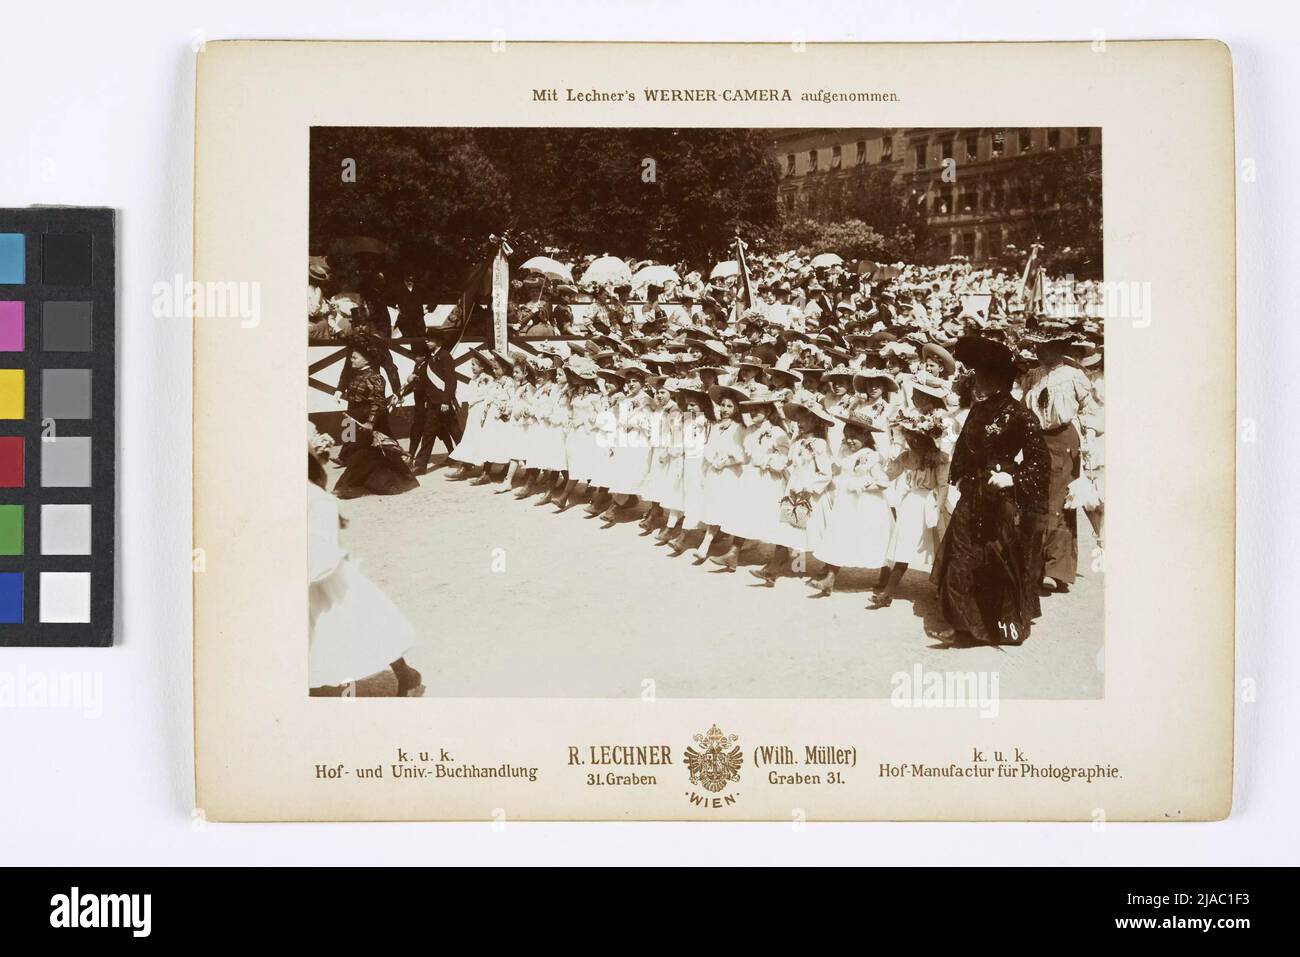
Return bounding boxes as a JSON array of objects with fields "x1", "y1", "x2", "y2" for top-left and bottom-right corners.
[
  {"x1": 333, "y1": 333, "x2": 420, "y2": 500},
  {"x1": 930, "y1": 336, "x2": 1049, "y2": 646}
]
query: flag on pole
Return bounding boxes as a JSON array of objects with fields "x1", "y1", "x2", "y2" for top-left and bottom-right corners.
[
  {"x1": 734, "y1": 235, "x2": 754, "y2": 313},
  {"x1": 1020, "y1": 242, "x2": 1042, "y2": 294},
  {"x1": 450, "y1": 235, "x2": 511, "y2": 350},
  {"x1": 1020, "y1": 242, "x2": 1044, "y2": 328}
]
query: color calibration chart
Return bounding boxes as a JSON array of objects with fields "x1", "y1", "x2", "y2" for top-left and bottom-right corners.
[{"x1": 0, "y1": 208, "x2": 115, "y2": 646}]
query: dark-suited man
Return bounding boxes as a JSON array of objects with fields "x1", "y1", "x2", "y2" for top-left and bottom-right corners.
[
  {"x1": 394, "y1": 273, "x2": 427, "y2": 341},
  {"x1": 399, "y1": 330, "x2": 463, "y2": 473}
]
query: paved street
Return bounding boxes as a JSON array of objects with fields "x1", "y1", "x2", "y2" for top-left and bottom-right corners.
[{"x1": 333, "y1": 459, "x2": 1104, "y2": 700}]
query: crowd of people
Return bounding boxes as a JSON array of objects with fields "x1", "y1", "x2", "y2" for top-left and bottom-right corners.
[{"x1": 309, "y1": 249, "x2": 1105, "y2": 653}]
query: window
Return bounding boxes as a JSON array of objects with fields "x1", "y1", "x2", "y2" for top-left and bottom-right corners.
[
  {"x1": 831, "y1": 145, "x2": 842, "y2": 169},
  {"x1": 786, "y1": 153, "x2": 796, "y2": 175},
  {"x1": 880, "y1": 136, "x2": 893, "y2": 161},
  {"x1": 1047, "y1": 129, "x2": 1060, "y2": 151},
  {"x1": 808, "y1": 149, "x2": 819, "y2": 171},
  {"x1": 914, "y1": 142, "x2": 927, "y2": 169},
  {"x1": 1019, "y1": 128, "x2": 1033, "y2": 153},
  {"x1": 1077, "y1": 127, "x2": 1092, "y2": 146},
  {"x1": 941, "y1": 139, "x2": 954, "y2": 162},
  {"x1": 856, "y1": 140, "x2": 867, "y2": 165},
  {"x1": 991, "y1": 130, "x2": 1005, "y2": 158},
  {"x1": 965, "y1": 138, "x2": 978, "y2": 163}
]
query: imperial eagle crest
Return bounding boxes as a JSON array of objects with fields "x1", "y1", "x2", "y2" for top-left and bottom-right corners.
[{"x1": 683, "y1": 724, "x2": 743, "y2": 793}]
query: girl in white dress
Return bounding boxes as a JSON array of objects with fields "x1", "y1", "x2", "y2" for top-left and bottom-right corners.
[
  {"x1": 851, "y1": 371, "x2": 899, "y2": 429},
  {"x1": 638, "y1": 376, "x2": 680, "y2": 534},
  {"x1": 666, "y1": 383, "x2": 712, "y2": 556},
  {"x1": 596, "y1": 367, "x2": 654, "y2": 527},
  {"x1": 693, "y1": 384, "x2": 748, "y2": 566},
  {"x1": 515, "y1": 358, "x2": 569, "y2": 500},
  {"x1": 554, "y1": 364, "x2": 601, "y2": 512},
  {"x1": 810, "y1": 415, "x2": 895, "y2": 596},
  {"x1": 728, "y1": 392, "x2": 794, "y2": 582},
  {"x1": 447, "y1": 353, "x2": 496, "y2": 480},
  {"x1": 492, "y1": 353, "x2": 535, "y2": 493},
  {"x1": 779, "y1": 400, "x2": 836, "y2": 582},
  {"x1": 308, "y1": 456, "x2": 420, "y2": 696},
  {"x1": 870, "y1": 415, "x2": 951, "y2": 609},
  {"x1": 583, "y1": 369, "x2": 626, "y2": 519},
  {"x1": 469, "y1": 357, "x2": 514, "y2": 485}
]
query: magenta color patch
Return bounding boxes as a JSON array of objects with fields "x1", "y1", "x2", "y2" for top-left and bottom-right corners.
[{"x1": 0, "y1": 301, "x2": 23, "y2": 351}]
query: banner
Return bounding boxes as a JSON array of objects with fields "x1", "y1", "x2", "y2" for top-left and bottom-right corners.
[{"x1": 491, "y1": 248, "x2": 509, "y2": 350}]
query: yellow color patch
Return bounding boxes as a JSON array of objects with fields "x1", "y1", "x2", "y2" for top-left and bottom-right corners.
[{"x1": 0, "y1": 369, "x2": 24, "y2": 419}]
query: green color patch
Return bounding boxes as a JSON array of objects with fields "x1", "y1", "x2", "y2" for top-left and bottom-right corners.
[{"x1": 0, "y1": 504, "x2": 23, "y2": 555}]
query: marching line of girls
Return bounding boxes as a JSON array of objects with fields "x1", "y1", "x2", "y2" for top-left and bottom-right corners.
[{"x1": 447, "y1": 345, "x2": 959, "y2": 606}]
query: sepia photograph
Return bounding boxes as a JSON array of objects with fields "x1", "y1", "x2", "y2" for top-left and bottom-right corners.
[{"x1": 305, "y1": 125, "x2": 1106, "y2": 700}]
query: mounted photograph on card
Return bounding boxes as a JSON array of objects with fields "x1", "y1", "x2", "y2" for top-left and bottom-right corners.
[{"x1": 194, "y1": 40, "x2": 1233, "y2": 821}]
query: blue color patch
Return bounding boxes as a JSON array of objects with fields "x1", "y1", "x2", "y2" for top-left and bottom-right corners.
[
  {"x1": 0, "y1": 234, "x2": 24, "y2": 284},
  {"x1": 0, "y1": 572, "x2": 23, "y2": 623}
]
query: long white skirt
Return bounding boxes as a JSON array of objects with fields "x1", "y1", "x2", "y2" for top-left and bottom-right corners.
[
  {"x1": 527, "y1": 421, "x2": 568, "y2": 471},
  {"x1": 701, "y1": 462, "x2": 743, "y2": 527},
  {"x1": 309, "y1": 557, "x2": 415, "y2": 688},
  {"x1": 495, "y1": 419, "x2": 529, "y2": 464},
  {"x1": 587, "y1": 440, "x2": 616, "y2": 488},
  {"x1": 476, "y1": 412, "x2": 511, "y2": 465},
  {"x1": 450, "y1": 402, "x2": 490, "y2": 467},
  {"x1": 681, "y1": 454, "x2": 706, "y2": 529},
  {"x1": 814, "y1": 487, "x2": 894, "y2": 569},
  {"x1": 886, "y1": 487, "x2": 938, "y2": 569},
  {"x1": 608, "y1": 443, "x2": 653, "y2": 496},
  {"x1": 565, "y1": 427, "x2": 599, "y2": 483},
  {"x1": 641, "y1": 450, "x2": 684, "y2": 510},
  {"x1": 724, "y1": 466, "x2": 786, "y2": 543}
]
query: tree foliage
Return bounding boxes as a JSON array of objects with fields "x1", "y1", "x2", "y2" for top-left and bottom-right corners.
[{"x1": 310, "y1": 128, "x2": 781, "y2": 297}]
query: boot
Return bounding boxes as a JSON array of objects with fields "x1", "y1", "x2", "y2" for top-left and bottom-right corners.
[
  {"x1": 749, "y1": 547, "x2": 789, "y2": 586},
  {"x1": 709, "y1": 543, "x2": 741, "y2": 572},
  {"x1": 868, "y1": 563, "x2": 908, "y2": 608},
  {"x1": 513, "y1": 471, "x2": 540, "y2": 499},
  {"x1": 870, "y1": 565, "x2": 891, "y2": 597},
  {"x1": 809, "y1": 568, "x2": 836, "y2": 596}
]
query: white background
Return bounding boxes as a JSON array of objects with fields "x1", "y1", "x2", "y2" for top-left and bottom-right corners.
[{"x1": 0, "y1": 0, "x2": 1292, "y2": 865}]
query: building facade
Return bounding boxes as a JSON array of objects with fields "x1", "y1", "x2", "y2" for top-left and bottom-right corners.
[{"x1": 770, "y1": 127, "x2": 1101, "y2": 264}]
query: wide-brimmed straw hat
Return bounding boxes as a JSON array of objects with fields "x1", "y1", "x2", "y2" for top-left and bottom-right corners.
[
  {"x1": 910, "y1": 381, "x2": 949, "y2": 412},
  {"x1": 783, "y1": 398, "x2": 836, "y2": 426},
  {"x1": 824, "y1": 363, "x2": 856, "y2": 381},
  {"x1": 921, "y1": 342, "x2": 956, "y2": 376},
  {"x1": 835, "y1": 412, "x2": 886, "y2": 436},
  {"x1": 765, "y1": 366, "x2": 804, "y2": 388},
  {"x1": 739, "y1": 389, "x2": 784, "y2": 412},
  {"x1": 708, "y1": 383, "x2": 748, "y2": 406},
  {"x1": 853, "y1": 370, "x2": 898, "y2": 395}
]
